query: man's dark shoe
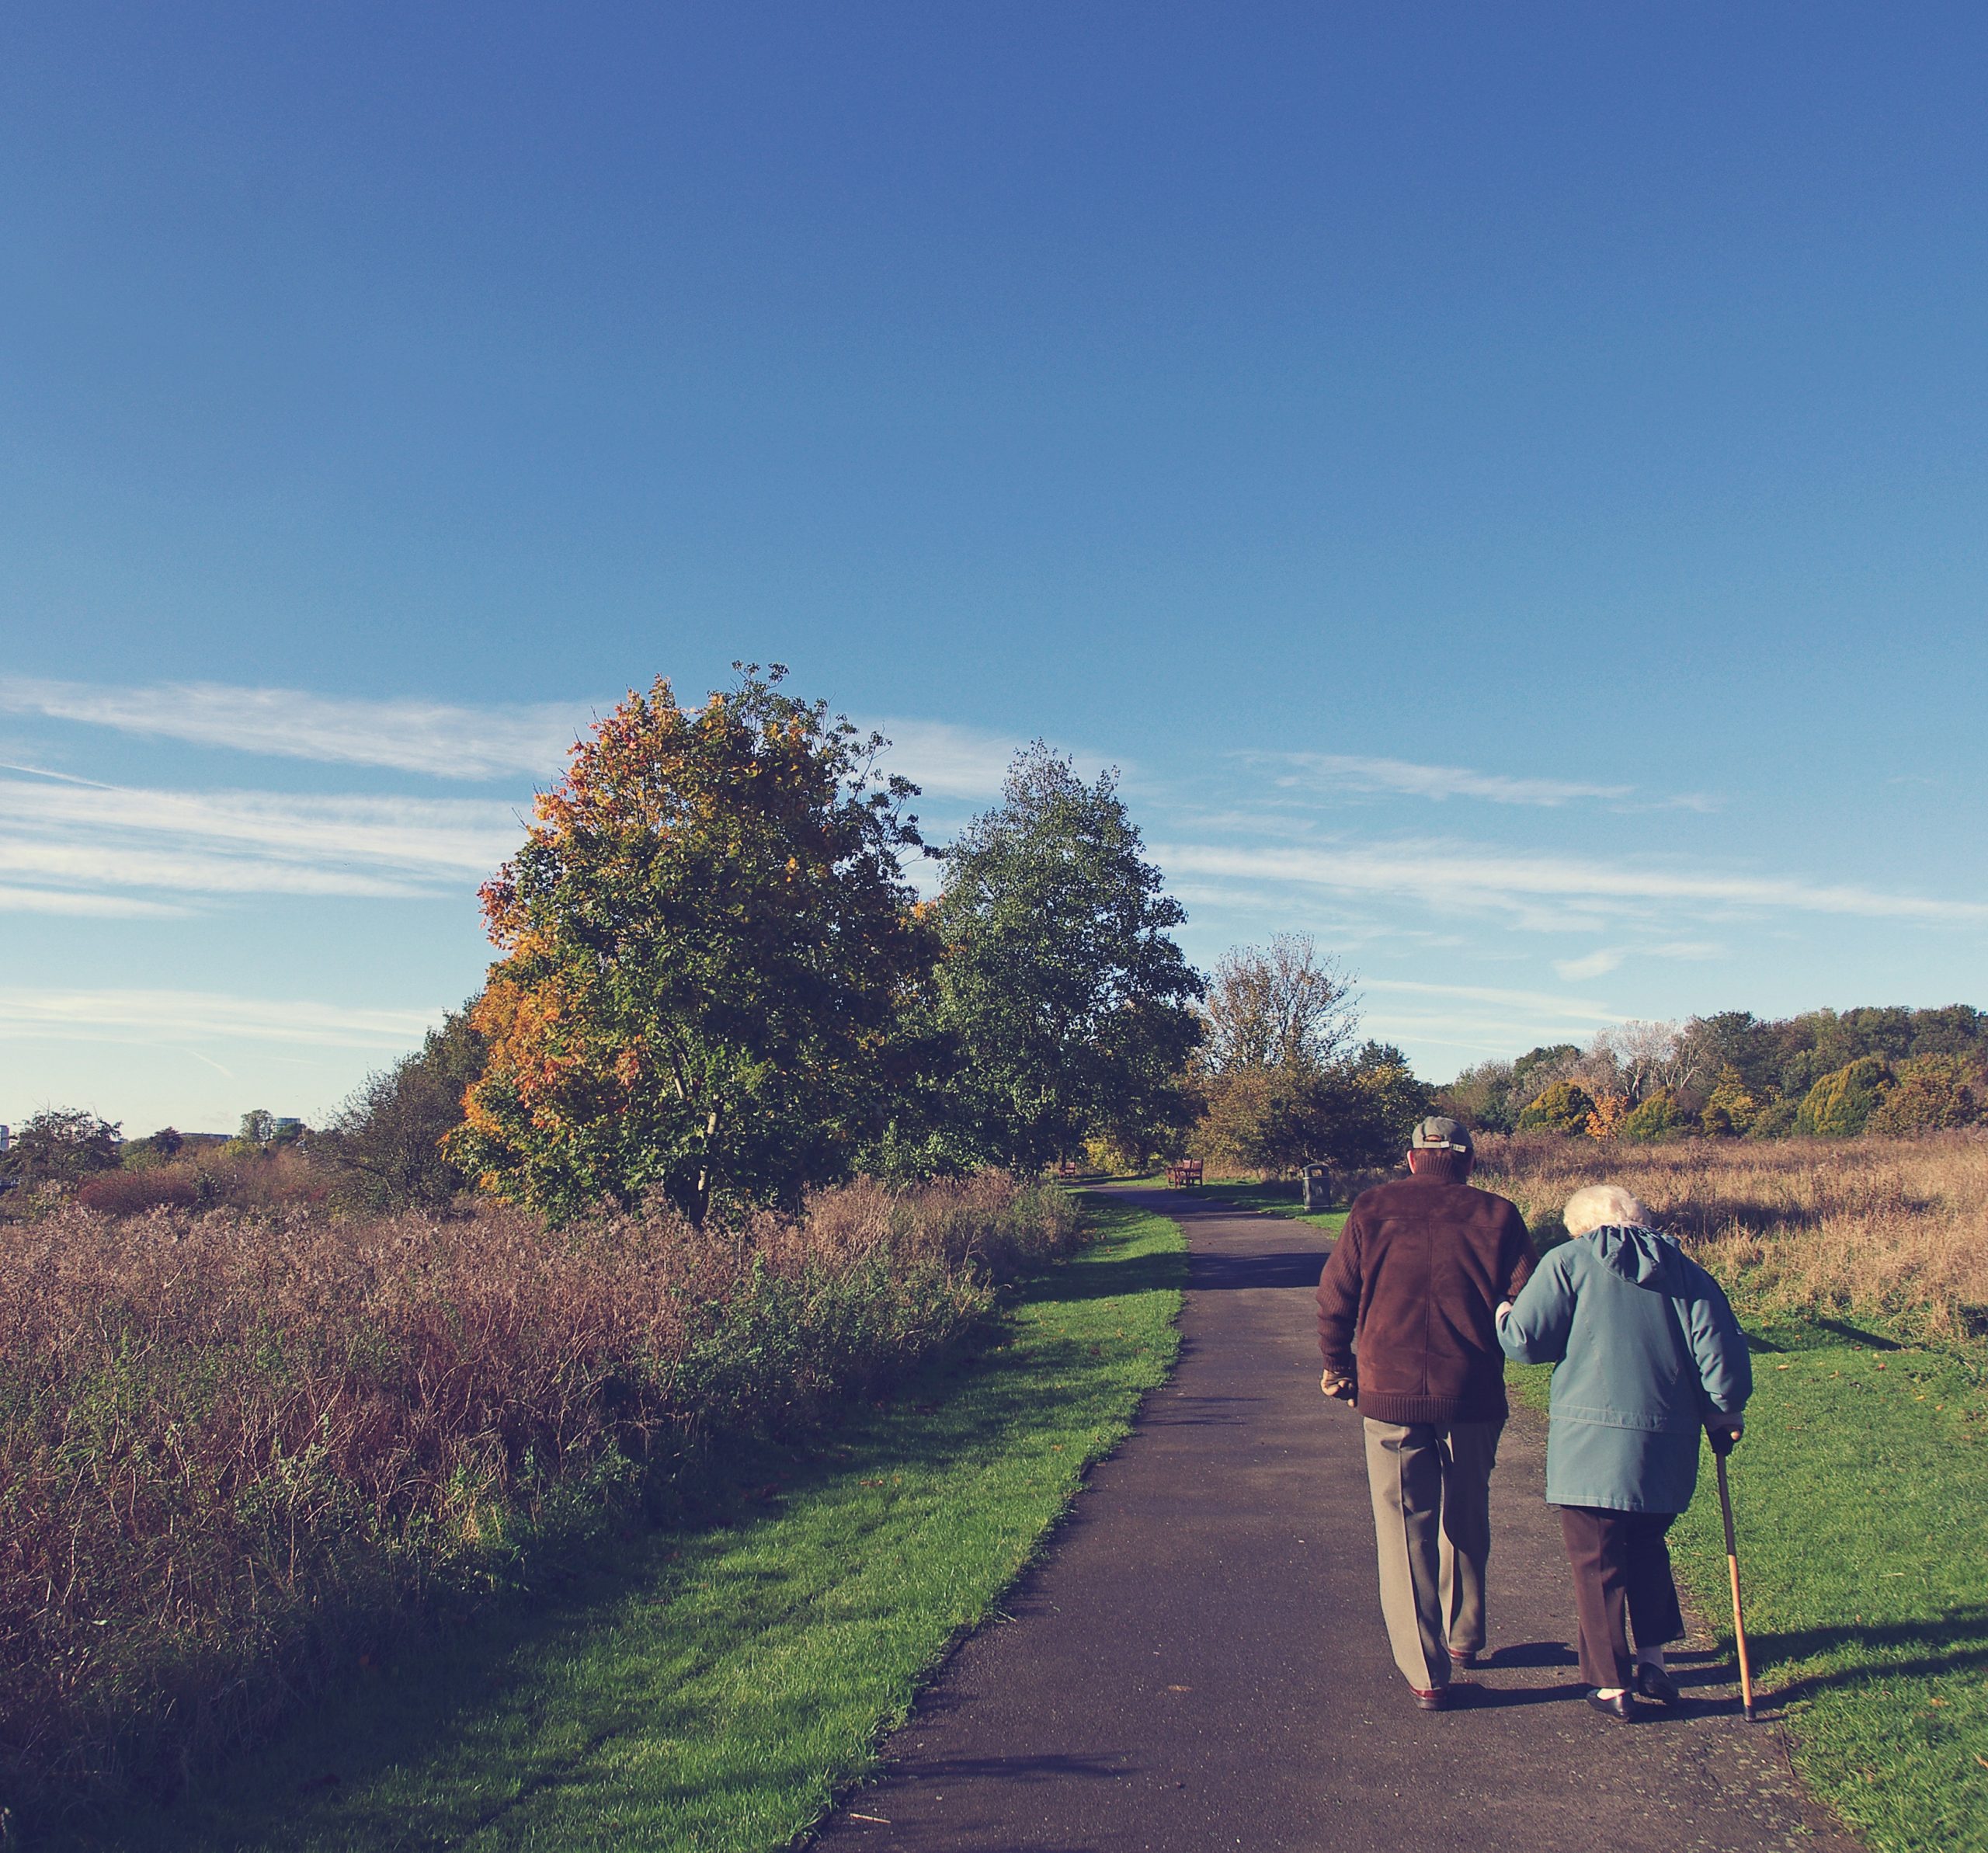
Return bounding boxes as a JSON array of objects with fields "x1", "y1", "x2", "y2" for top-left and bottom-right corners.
[
  {"x1": 1634, "y1": 1662, "x2": 1682, "y2": 1706},
  {"x1": 1411, "y1": 1684, "x2": 1452, "y2": 1712},
  {"x1": 1448, "y1": 1647, "x2": 1480, "y2": 1669},
  {"x1": 1585, "y1": 1689, "x2": 1636, "y2": 1721}
]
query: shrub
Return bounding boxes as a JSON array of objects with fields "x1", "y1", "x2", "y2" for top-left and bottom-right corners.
[
  {"x1": 1795, "y1": 1056, "x2": 1893, "y2": 1137},
  {"x1": 1746, "y1": 1096, "x2": 1800, "y2": 1139},
  {"x1": 75, "y1": 1168, "x2": 202, "y2": 1215},
  {"x1": 1517, "y1": 1080, "x2": 1595, "y2": 1134},
  {"x1": 1866, "y1": 1054, "x2": 1984, "y2": 1135},
  {"x1": 1619, "y1": 1087, "x2": 1690, "y2": 1144},
  {"x1": 1699, "y1": 1067, "x2": 1762, "y2": 1136},
  {"x1": 0, "y1": 1173, "x2": 1076, "y2": 1824},
  {"x1": 1583, "y1": 1094, "x2": 1628, "y2": 1140}
]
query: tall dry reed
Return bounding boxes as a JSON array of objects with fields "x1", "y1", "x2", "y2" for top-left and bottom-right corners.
[
  {"x1": 1475, "y1": 1131, "x2": 1988, "y2": 1337},
  {"x1": 0, "y1": 1174, "x2": 1076, "y2": 1822}
]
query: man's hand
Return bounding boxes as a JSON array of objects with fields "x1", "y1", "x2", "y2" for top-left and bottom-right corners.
[
  {"x1": 1706, "y1": 1417, "x2": 1743, "y2": 1457},
  {"x1": 1320, "y1": 1369, "x2": 1357, "y2": 1404}
]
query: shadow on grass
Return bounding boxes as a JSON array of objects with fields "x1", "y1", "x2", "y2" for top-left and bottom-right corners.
[
  {"x1": 1035, "y1": 1249, "x2": 1191, "y2": 1302},
  {"x1": 1754, "y1": 1602, "x2": 1988, "y2": 1704},
  {"x1": 72, "y1": 1216, "x2": 1184, "y2": 1853}
]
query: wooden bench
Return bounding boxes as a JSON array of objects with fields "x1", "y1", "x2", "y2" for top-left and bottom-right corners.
[
  {"x1": 1165, "y1": 1159, "x2": 1203, "y2": 1189},
  {"x1": 1052, "y1": 1159, "x2": 1083, "y2": 1180}
]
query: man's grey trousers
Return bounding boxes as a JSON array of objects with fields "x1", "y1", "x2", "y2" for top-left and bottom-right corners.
[{"x1": 1361, "y1": 1417, "x2": 1503, "y2": 1689}]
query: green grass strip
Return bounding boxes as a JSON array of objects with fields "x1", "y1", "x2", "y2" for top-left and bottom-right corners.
[
  {"x1": 1510, "y1": 1333, "x2": 1988, "y2": 1853},
  {"x1": 86, "y1": 1196, "x2": 1184, "y2": 1853}
]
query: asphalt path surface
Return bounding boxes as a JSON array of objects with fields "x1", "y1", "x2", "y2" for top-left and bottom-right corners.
[{"x1": 815, "y1": 1186, "x2": 1859, "y2": 1853}]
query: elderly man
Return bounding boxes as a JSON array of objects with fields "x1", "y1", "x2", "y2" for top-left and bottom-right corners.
[
  {"x1": 1315, "y1": 1117, "x2": 1537, "y2": 1710},
  {"x1": 1499, "y1": 1184, "x2": 1751, "y2": 1719}
]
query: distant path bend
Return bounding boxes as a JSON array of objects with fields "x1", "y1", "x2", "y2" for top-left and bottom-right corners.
[{"x1": 816, "y1": 1187, "x2": 1857, "y2": 1853}]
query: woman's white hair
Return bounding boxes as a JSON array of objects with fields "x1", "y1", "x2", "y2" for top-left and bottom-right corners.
[{"x1": 1561, "y1": 1183, "x2": 1655, "y2": 1238}]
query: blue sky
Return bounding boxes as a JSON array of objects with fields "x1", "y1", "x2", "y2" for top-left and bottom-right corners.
[{"x1": 3, "y1": 2, "x2": 1984, "y2": 1133}]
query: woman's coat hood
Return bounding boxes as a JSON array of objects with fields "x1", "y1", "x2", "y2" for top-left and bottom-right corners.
[{"x1": 1583, "y1": 1223, "x2": 1688, "y2": 1291}]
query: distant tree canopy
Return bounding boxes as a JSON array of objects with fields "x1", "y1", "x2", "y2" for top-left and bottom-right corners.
[
  {"x1": 1437, "y1": 1004, "x2": 1988, "y2": 1142},
  {"x1": 924, "y1": 744, "x2": 1204, "y2": 1173},
  {"x1": 325, "y1": 1007, "x2": 487, "y2": 1209},
  {"x1": 1198, "y1": 935, "x2": 1355, "y2": 1076},
  {"x1": 449, "y1": 667, "x2": 938, "y2": 1222},
  {"x1": 1187, "y1": 936, "x2": 1431, "y2": 1177},
  {"x1": 0, "y1": 1109, "x2": 122, "y2": 1185}
]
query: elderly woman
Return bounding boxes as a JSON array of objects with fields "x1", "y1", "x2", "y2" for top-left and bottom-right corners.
[{"x1": 1497, "y1": 1184, "x2": 1751, "y2": 1720}]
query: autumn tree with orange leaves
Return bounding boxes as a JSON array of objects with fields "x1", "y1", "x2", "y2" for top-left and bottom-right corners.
[{"x1": 448, "y1": 666, "x2": 937, "y2": 1222}]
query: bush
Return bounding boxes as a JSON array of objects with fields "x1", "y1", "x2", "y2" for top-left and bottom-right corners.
[
  {"x1": 1796, "y1": 1057, "x2": 1893, "y2": 1137},
  {"x1": 1620, "y1": 1087, "x2": 1691, "y2": 1144},
  {"x1": 1866, "y1": 1054, "x2": 1984, "y2": 1135},
  {"x1": 75, "y1": 1168, "x2": 203, "y2": 1215},
  {"x1": 0, "y1": 1173, "x2": 1076, "y2": 1823},
  {"x1": 1517, "y1": 1079, "x2": 1595, "y2": 1134},
  {"x1": 1746, "y1": 1096, "x2": 1800, "y2": 1139},
  {"x1": 1699, "y1": 1068, "x2": 1762, "y2": 1136}
]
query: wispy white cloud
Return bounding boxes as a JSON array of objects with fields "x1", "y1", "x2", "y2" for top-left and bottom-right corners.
[
  {"x1": 871, "y1": 718, "x2": 1023, "y2": 801},
  {"x1": 1156, "y1": 839, "x2": 1988, "y2": 926},
  {"x1": 0, "y1": 677, "x2": 592, "y2": 780},
  {"x1": 0, "y1": 840, "x2": 434, "y2": 899},
  {"x1": 0, "y1": 885, "x2": 190, "y2": 919},
  {"x1": 1257, "y1": 753, "x2": 1715, "y2": 813},
  {"x1": 1552, "y1": 940, "x2": 1723, "y2": 982},
  {"x1": 869, "y1": 718, "x2": 1126, "y2": 805},
  {"x1": 0, "y1": 989, "x2": 443, "y2": 1049},
  {"x1": 0, "y1": 780, "x2": 519, "y2": 874},
  {"x1": 1274, "y1": 753, "x2": 1630, "y2": 806},
  {"x1": 0, "y1": 777, "x2": 523, "y2": 906}
]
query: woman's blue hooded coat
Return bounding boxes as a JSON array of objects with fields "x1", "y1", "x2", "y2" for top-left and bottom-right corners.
[{"x1": 1497, "y1": 1225, "x2": 1752, "y2": 1514}]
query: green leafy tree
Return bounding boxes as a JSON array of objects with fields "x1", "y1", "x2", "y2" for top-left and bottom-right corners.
[
  {"x1": 1746, "y1": 1097, "x2": 1801, "y2": 1140},
  {"x1": 449, "y1": 666, "x2": 937, "y2": 1222},
  {"x1": 1434, "y1": 1059, "x2": 1518, "y2": 1134},
  {"x1": 1865, "y1": 1054, "x2": 1983, "y2": 1135},
  {"x1": 1517, "y1": 1079, "x2": 1596, "y2": 1135},
  {"x1": 325, "y1": 1007, "x2": 488, "y2": 1208},
  {"x1": 1698, "y1": 1068, "x2": 1764, "y2": 1137},
  {"x1": 2, "y1": 1109, "x2": 123, "y2": 1184},
  {"x1": 1907, "y1": 1005, "x2": 1988, "y2": 1059},
  {"x1": 1328, "y1": 1041, "x2": 1437, "y2": 1166},
  {"x1": 932, "y1": 744, "x2": 1204, "y2": 1170},
  {"x1": 1620, "y1": 1086, "x2": 1690, "y2": 1143},
  {"x1": 1795, "y1": 1056, "x2": 1893, "y2": 1137},
  {"x1": 121, "y1": 1126, "x2": 185, "y2": 1169}
]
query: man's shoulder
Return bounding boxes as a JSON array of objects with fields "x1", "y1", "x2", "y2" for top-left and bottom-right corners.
[
  {"x1": 1354, "y1": 1176, "x2": 1522, "y2": 1215},
  {"x1": 1349, "y1": 1177, "x2": 1524, "y2": 1236}
]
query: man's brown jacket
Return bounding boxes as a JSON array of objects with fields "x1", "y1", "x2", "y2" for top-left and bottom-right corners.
[{"x1": 1315, "y1": 1174, "x2": 1537, "y2": 1427}]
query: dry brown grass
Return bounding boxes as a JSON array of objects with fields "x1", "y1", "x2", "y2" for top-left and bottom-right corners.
[
  {"x1": 1475, "y1": 1130, "x2": 1988, "y2": 1338},
  {"x1": 0, "y1": 1173, "x2": 1075, "y2": 1820}
]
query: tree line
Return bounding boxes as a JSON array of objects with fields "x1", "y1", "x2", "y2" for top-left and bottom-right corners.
[
  {"x1": 9, "y1": 669, "x2": 1437, "y2": 1217},
  {"x1": 1437, "y1": 1005, "x2": 1988, "y2": 1142}
]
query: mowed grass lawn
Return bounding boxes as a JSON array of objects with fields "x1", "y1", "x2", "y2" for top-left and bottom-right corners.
[
  {"x1": 1218, "y1": 1172, "x2": 1988, "y2": 1851},
  {"x1": 82, "y1": 1197, "x2": 1184, "y2": 1853}
]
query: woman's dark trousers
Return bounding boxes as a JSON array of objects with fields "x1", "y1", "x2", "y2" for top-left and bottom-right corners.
[{"x1": 1556, "y1": 1507, "x2": 1684, "y2": 1688}]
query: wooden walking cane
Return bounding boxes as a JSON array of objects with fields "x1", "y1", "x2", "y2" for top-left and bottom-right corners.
[{"x1": 1715, "y1": 1451, "x2": 1757, "y2": 1723}]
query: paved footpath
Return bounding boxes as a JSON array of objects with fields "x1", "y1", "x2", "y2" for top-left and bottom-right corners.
[{"x1": 816, "y1": 1187, "x2": 1860, "y2": 1853}]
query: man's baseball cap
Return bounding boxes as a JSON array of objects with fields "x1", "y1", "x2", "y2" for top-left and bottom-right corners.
[{"x1": 1409, "y1": 1115, "x2": 1474, "y2": 1156}]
